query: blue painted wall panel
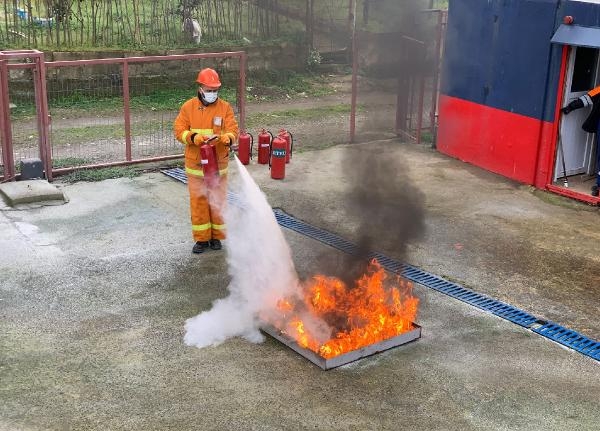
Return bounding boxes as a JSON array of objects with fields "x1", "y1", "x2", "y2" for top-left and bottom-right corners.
[
  {"x1": 560, "y1": 1, "x2": 600, "y2": 27},
  {"x1": 443, "y1": 0, "x2": 561, "y2": 121}
]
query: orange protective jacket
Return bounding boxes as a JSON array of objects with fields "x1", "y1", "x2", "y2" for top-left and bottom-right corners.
[
  {"x1": 173, "y1": 96, "x2": 239, "y2": 242},
  {"x1": 174, "y1": 96, "x2": 239, "y2": 175}
]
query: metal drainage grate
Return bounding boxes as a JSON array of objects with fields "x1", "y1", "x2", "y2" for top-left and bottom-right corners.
[
  {"x1": 370, "y1": 252, "x2": 538, "y2": 328},
  {"x1": 161, "y1": 167, "x2": 187, "y2": 184},
  {"x1": 162, "y1": 169, "x2": 600, "y2": 362},
  {"x1": 533, "y1": 323, "x2": 600, "y2": 360},
  {"x1": 273, "y1": 209, "x2": 358, "y2": 255}
]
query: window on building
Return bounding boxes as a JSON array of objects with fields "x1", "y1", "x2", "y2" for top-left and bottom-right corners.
[{"x1": 571, "y1": 47, "x2": 599, "y2": 92}]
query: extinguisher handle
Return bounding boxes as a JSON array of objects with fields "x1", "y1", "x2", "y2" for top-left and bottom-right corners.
[{"x1": 267, "y1": 131, "x2": 273, "y2": 168}]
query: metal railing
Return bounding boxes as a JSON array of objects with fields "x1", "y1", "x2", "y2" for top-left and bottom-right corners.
[{"x1": 0, "y1": 50, "x2": 246, "y2": 182}]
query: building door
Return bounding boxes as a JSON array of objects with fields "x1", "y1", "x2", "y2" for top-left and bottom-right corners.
[{"x1": 555, "y1": 46, "x2": 599, "y2": 180}]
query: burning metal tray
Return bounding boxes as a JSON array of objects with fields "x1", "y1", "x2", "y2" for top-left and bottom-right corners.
[{"x1": 261, "y1": 323, "x2": 421, "y2": 370}]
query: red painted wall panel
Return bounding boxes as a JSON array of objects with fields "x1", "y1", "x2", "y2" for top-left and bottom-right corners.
[{"x1": 437, "y1": 95, "x2": 554, "y2": 186}]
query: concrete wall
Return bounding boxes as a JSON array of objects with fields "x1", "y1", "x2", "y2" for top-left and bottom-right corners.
[
  {"x1": 8, "y1": 43, "x2": 306, "y2": 84},
  {"x1": 47, "y1": 43, "x2": 305, "y2": 73},
  {"x1": 3, "y1": 43, "x2": 307, "y2": 102}
]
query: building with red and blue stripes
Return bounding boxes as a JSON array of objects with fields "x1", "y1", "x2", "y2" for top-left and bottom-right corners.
[{"x1": 438, "y1": 0, "x2": 600, "y2": 204}]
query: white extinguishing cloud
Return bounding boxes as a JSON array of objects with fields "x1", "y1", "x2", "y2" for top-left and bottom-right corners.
[{"x1": 184, "y1": 156, "x2": 301, "y2": 348}]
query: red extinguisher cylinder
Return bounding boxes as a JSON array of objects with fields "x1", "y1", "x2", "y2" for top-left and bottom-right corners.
[
  {"x1": 279, "y1": 129, "x2": 293, "y2": 164},
  {"x1": 257, "y1": 129, "x2": 272, "y2": 165},
  {"x1": 237, "y1": 131, "x2": 253, "y2": 165},
  {"x1": 270, "y1": 135, "x2": 287, "y2": 180},
  {"x1": 200, "y1": 142, "x2": 219, "y2": 179}
]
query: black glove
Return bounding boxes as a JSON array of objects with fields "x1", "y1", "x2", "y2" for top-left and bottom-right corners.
[{"x1": 561, "y1": 106, "x2": 572, "y2": 115}]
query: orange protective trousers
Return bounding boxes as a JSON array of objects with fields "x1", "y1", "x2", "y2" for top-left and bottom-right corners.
[
  {"x1": 187, "y1": 173, "x2": 227, "y2": 242},
  {"x1": 173, "y1": 95, "x2": 239, "y2": 242}
]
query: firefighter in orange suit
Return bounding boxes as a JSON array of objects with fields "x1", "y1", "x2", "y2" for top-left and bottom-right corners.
[{"x1": 174, "y1": 68, "x2": 239, "y2": 253}]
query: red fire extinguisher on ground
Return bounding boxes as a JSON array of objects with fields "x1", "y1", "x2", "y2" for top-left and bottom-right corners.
[
  {"x1": 270, "y1": 133, "x2": 287, "y2": 180},
  {"x1": 279, "y1": 129, "x2": 294, "y2": 163},
  {"x1": 200, "y1": 136, "x2": 219, "y2": 185},
  {"x1": 257, "y1": 129, "x2": 273, "y2": 165},
  {"x1": 237, "y1": 131, "x2": 253, "y2": 165}
]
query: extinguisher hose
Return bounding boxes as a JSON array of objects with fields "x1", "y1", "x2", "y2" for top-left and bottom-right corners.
[
  {"x1": 268, "y1": 131, "x2": 274, "y2": 168},
  {"x1": 288, "y1": 131, "x2": 294, "y2": 158}
]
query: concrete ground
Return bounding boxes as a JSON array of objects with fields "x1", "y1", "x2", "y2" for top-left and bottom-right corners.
[{"x1": 1, "y1": 140, "x2": 599, "y2": 430}]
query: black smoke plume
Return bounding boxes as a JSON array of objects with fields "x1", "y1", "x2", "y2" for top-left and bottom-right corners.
[{"x1": 315, "y1": 145, "x2": 425, "y2": 287}]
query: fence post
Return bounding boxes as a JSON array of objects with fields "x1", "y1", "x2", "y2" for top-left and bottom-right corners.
[
  {"x1": 417, "y1": 76, "x2": 425, "y2": 145},
  {"x1": 395, "y1": 75, "x2": 409, "y2": 138},
  {"x1": 32, "y1": 51, "x2": 52, "y2": 181},
  {"x1": 0, "y1": 56, "x2": 16, "y2": 181},
  {"x1": 238, "y1": 52, "x2": 246, "y2": 132},
  {"x1": 349, "y1": 0, "x2": 358, "y2": 143},
  {"x1": 123, "y1": 60, "x2": 132, "y2": 161},
  {"x1": 430, "y1": 10, "x2": 446, "y2": 137}
]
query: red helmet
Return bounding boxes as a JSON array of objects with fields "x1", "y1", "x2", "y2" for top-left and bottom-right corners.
[{"x1": 196, "y1": 68, "x2": 221, "y2": 88}]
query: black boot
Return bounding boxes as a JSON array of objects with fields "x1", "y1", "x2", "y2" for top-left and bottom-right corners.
[
  {"x1": 209, "y1": 239, "x2": 222, "y2": 250},
  {"x1": 592, "y1": 185, "x2": 599, "y2": 197},
  {"x1": 192, "y1": 241, "x2": 209, "y2": 254}
]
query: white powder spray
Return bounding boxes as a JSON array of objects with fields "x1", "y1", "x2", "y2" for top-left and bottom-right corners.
[{"x1": 184, "y1": 156, "x2": 301, "y2": 348}]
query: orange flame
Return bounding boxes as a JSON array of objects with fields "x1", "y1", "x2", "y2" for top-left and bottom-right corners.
[{"x1": 266, "y1": 259, "x2": 419, "y2": 359}]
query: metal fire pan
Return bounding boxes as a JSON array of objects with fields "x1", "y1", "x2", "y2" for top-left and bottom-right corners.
[{"x1": 261, "y1": 323, "x2": 421, "y2": 370}]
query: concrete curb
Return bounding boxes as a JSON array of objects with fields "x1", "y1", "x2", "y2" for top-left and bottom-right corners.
[{"x1": 0, "y1": 180, "x2": 66, "y2": 207}]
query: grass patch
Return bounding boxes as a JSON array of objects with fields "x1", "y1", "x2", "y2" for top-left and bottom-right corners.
[
  {"x1": 50, "y1": 117, "x2": 173, "y2": 145},
  {"x1": 9, "y1": 71, "x2": 340, "y2": 121},
  {"x1": 420, "y1": 132, "x2": 434, "y2": 143},
  {"x1": 246, "y1": 104, "x2": 351, "y2": 127},
  {"x1": 246, "y1": 71, "x2": 337, "y2": 101},
  {"x1": 53, "y1": 124, "x2": 125, "y2": 142},
  {"x1": 59, "y1": 166, "x2": 141, "y2": 183},
  {"x1": 531, "y1": 188, "x2": 598, "y2": 211},
  {"x1": 52, "y1": 157, "x2": 91, "y2": 168},
  {"x1": 56, "y1": 159, "x2": 183, "y2": 183}
]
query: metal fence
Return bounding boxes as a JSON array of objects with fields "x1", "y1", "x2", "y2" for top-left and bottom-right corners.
[
  {"x1": 350, "y1": 7, "x2": 447, "y2": 145},
  {"x1": 1, "y1": 0, "x2": 299, "y2": 49},
  {"x1": 1, "y1": 5, "x2": 447, "y2": 182},
  {"x1": 0, "y1": 50, "x2": 246, "y2": 182}
]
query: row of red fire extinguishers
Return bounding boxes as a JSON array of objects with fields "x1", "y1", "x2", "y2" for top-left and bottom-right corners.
[
  {"x1": 237, "y1": 129, "x2": 293, "y2": 179},
  {"x1": 196, "y1": 129, "x2": 293, "y2": 182}
]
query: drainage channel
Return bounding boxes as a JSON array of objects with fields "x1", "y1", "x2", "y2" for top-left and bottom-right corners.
[{"x1": 162, "y1": 167, "x2": 600, "y2": 362}]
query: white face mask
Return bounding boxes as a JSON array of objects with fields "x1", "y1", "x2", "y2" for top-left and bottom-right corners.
[{"x1": 203, "y1": 90, "x2": 218, "y2": 104}]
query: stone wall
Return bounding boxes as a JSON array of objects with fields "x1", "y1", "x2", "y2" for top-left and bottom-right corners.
[
  {"x1": 7, "y1": 42, "x2": 307, "y2": 93},
  {"x1": 3, "y1": 43, "x2": 308, "y2": 103},
  {"x1": 44, "y1": 43, "x2": 307, "y2": 78}
]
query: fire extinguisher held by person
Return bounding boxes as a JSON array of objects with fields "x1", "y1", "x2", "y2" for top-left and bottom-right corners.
[
  {"x1": 561, "y1": 84, "x2": 600, "y2": 197},
  {"x1": 174, "y1": 68, "x2": 239, "y2": 253}
]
